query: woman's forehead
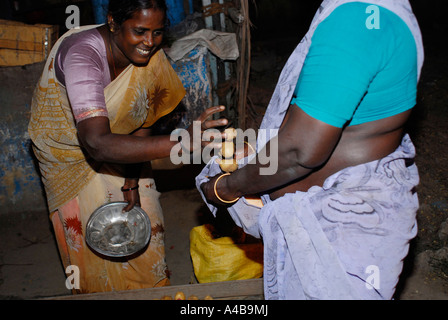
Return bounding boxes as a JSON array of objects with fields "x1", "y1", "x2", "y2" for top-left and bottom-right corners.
[{"x1": 125, "y1": 8, "x2": 166, "y2": 27}]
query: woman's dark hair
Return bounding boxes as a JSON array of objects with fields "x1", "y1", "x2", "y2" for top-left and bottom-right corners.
[{"x1": 108, "y1": 0, "x2": 168, "y2": 26}]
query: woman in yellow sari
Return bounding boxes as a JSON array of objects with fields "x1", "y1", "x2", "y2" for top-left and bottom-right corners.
[{"x1": 28, "y1": 0, "x2": 227, "y2": 293}]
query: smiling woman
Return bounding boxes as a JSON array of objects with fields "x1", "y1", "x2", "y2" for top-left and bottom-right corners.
[{"x1": 28, "y1": 0, "x2": 228, "y2": 294}]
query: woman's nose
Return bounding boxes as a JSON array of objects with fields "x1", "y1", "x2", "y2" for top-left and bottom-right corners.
[{"x1": 143, "y1": 34, "x2": 154, "y2": 47}]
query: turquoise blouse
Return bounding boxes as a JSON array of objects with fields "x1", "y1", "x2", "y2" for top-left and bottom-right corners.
[{"x1": 291, "y1": 2, "x2": 418, "y2": 128}]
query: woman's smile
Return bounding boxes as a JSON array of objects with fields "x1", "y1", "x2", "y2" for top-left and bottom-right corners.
[{"x1": 136, "y1": 47, "x2": 152, "y2": 57}]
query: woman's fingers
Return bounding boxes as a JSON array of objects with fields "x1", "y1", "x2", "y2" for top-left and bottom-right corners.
[
  {"x1": 186, "y1": 106, "x2": 227, "y2": 151},
  {"x1": 122, "y1": 202, "x2": 135, "y2": 213},
  {"x1": 202, "y1": 118, "x2": 228, "y2": 130},
  {"x1": 197, "y1": 106, "x2": 228, "y2": 130},
  {"x1": 122, "y1": 190, "x2": 141, "y2": 212},
  {"x1": 198, "y1": 105, "x2": 225, "y2": 122}
]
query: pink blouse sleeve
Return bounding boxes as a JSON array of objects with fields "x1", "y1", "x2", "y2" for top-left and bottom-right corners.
[{"x1": 57, "y1": 30, "x2": 110, "y2": 124}]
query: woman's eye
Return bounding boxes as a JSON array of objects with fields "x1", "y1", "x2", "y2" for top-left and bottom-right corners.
[
  {"x1": 154, "y1": 31, "x2": 164, "y2": 37},
  {"x1": 134, "y1": 29, "x2": 145, "y2": 35}
]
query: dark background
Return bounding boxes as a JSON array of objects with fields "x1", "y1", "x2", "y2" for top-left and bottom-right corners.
[{"x1": 2, "y1": 1, "x2": 447, "y2": 45}]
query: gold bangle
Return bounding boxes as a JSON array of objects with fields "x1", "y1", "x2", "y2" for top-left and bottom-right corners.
[{"x1": 213, "y1": 173, "x2": 240, "y2": 204}]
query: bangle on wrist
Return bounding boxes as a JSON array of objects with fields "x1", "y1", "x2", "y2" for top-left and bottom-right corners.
[
  {"x1": 121, "y1": 185, "x2": 139, "y2": 192},
  {"x1": 213, "y1": 173, "x2": 240, "y2": 204}
]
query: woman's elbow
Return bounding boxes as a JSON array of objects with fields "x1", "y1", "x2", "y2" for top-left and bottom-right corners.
[
  {"x1": 76, "y1": 117, "x2": 113, "y2": 162},
  {"x1": 78, "y1": 133, "x2": 109, "y2": 162}
]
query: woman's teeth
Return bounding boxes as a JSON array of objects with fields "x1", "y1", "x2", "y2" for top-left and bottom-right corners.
[{"x1": 137, "y1": 48, "x2": 150, "y2": 56}]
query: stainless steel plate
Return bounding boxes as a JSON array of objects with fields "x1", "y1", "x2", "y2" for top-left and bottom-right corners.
[{"x1": 86, "y1": 202, "x2": 151, "y2": 258}]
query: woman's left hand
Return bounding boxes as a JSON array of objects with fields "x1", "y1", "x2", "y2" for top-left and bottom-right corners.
[
  {"x1": 185, "y1": 105, "x2": 228, "y2": 152},
  {"x1": 200, "y1": 174, "x2": 221, "y2": 205},
  {"x1": 201, "y1": 173, "x2": 239, "y2": 206}
]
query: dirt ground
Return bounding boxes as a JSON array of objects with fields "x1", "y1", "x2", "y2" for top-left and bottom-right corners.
[{"x1": 1, "y1": 18, "x2": 448, "y2": 301}]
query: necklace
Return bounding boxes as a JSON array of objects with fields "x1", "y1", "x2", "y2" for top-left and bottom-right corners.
[{"x1": 108, "y1": 32, "x2": 117, "y2": 79}]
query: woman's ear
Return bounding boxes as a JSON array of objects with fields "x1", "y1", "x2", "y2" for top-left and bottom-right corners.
[{"x1": 107, "y1": 14, "x2": 117, "y2": 33}]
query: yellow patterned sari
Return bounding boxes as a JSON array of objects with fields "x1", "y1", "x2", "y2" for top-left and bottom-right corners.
[{"x1": 28, "y1": 26, "x2": 185, "y2": 293}]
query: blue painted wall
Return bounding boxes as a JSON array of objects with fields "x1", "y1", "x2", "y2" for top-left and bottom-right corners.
[{"x1": 0, "y1": 62, "x2": 48, "y2": 215}]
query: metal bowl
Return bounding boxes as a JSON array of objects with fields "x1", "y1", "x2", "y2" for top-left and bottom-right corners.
[{"x1": 86, "y1": 202, "x2": 151, "y2": 258}]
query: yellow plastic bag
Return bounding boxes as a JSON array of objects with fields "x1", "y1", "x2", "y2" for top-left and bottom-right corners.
[{"x1": 190, "y1": 224, "x2": 263, "y2": 283}]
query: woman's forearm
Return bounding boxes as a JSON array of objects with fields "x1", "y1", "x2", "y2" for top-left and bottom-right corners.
[
  {"x1": 202, "y1": 106, "x2": 343, "y2": 204},
  {"x1": 87, "y1": 132, "x2": 178, "y2": 164},
  {"x1": 216, "y1": 109, "x2": 342, "y2": 200},
  {"x1": 77, "y1": 117, "x2": 179, "y2": 164},
  {"x1": 220, "y1": 136, "x2": 314, "y2": 200},
  {"x1": 78, "y1": 106, "x2": 228, "y2": 165}
]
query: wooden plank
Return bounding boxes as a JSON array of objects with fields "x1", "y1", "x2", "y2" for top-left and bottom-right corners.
[
  {"x1": 0, "y1": 38, "x2": 46, "y2": 51},
  {"x1": 44, "y1": 278, "x2": 264, "y2": 300},
  {"x1": 0, "y1": 48, "x2": 45, "y2": 66}
]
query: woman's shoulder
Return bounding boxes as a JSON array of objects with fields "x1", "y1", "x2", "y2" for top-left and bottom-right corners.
[
  {"x1": 55, "y1": 26, "x2": 107, "y2": 84},
  {"x1": 59, "y1": 27, "x2": 105, "y2": 58},
  {"x1": 57, "y1": 26, "x2": 107, "y2": 69},
  {"x1": 65, "y1": 27, "x2": 103, "y2": 46}
]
